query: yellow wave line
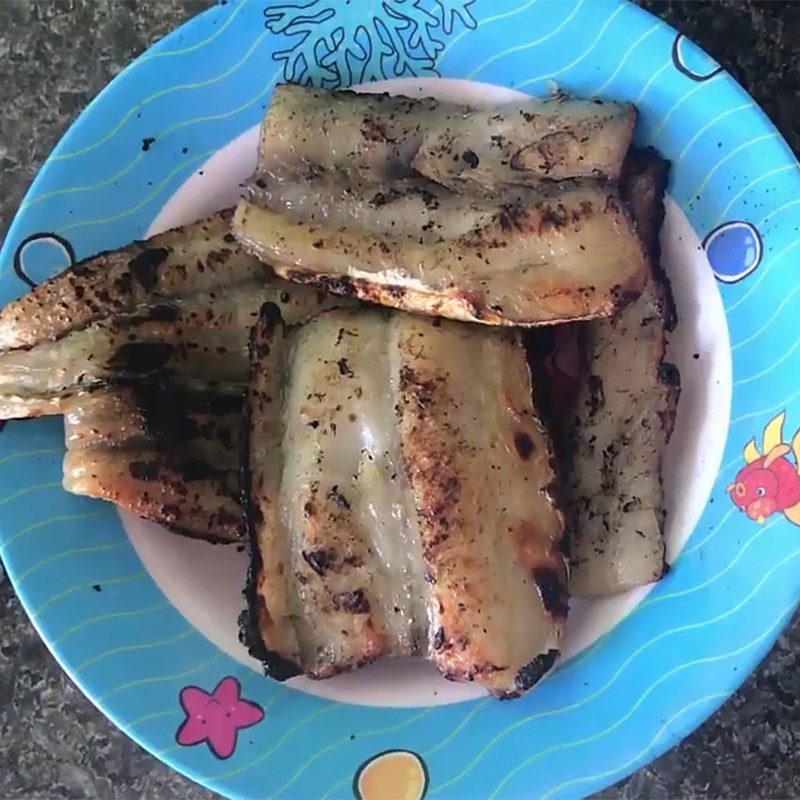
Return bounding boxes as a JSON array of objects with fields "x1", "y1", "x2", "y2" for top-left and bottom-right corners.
[
  {"x1": 539, "y1": 692, "x2": 730, "y2": 800},
  {"x1": 677, "y1": 103, "x2": 750, "y2": 161},
  {"x1": 0, "y1": 510, "x2": 105, "y2": 553},
  {"x1": 19, "y1": 153, "x2": 146, "y2": 212},
  {"x1": 680, "y1": 506, "x2": 736, "y2": 558},
  {"x1": 48, "y1": 30, "x2": 265, "y2": 171},
  {"x1": 490, "y1": 602, "x2": 793, "y2": 799},
  {"x1": 634, "y1": 58, "x2": 670, "y2": 103},
  {"x1": 757, "y1": 196, "x2": 800, "y2": 229},
  {"x1": 98, "y1": 651, "x2": 225, "y2": 702},
  {"x1": 15, "y1": 540, "x2": 126, "y2": 586},
  {"x1": 31, "y1": 570, "x2": 147, "y2": 617},
  {"x1": 515, "y1": 3, "x2": 626, "y2": 90},
  {"x1": 53, "y1": 600, "x2": 168, "y2": 645},
  {"x1": 210, "y1": 703, "x2": 338, "y2": 781},
  {"x1": 651, "y1": 81, "x2": 712, "y2": 138},
  {"x1": 78, "y1": 627, "x2": 197, "y2": 671},
  {"x1": 273, "y1": 708, "x2": 433, "y2": 798},
  {"x1": 716, "y1": 163, "x2": 797, "y2": 222},
  {"x1": 732, "y1": 280, "x2": 800, "y2": 352},
  {"x1": 467, "y1": 0, "x2": 584, "y2": 80},
  {"x1": 438, "y1": 0, "x2": 538, "y2": 64},
  {"x1": 0, "y1": 481, "x2": 61, "y2": 508},
  {"x1": 734, "y1": 330, "x2": 800, "y2": 388},
  {"x1": 57, "y1": 151, "x2": 214, "y2": 234},
  {"x1": 426, "y1": 699, "x2": 490, "y2": 757},
  {"x1": 648, "y1": 517, "x2": 783, "y2": 610},
  {"x1": 0, "y1": 446, "x2": 63, "y2": 466},
  {"x1": 591, "y1": 22, "x2": 660, "y2": 97},
  {"x1": 432, "y1": 548, "x2": 800, "y2": 794},
  {"x1": 51, "y1": 0, "x2": 248, "y2": 162},
  {"x1": 729, "y1": 383, "x2": 800, "y2": 428},
  {"x1": 726, "y1": 236, "x2": 800, "y2": 315},
  {"x1": 689, "y1": 132, "x2": 778, "y2": 201}
]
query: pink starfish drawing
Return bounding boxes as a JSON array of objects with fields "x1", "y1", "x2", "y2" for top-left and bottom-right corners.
[{"x1": 176, "y1": 676, "x2": 264, "y2": 759}]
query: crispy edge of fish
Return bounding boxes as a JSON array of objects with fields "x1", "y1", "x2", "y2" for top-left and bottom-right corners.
[
  {"x1": 239, "y1": 303, "x2": 303, "y2": 680},
  {"x1": 566, "y1": 147, "x2": 679, "y2": 596}
]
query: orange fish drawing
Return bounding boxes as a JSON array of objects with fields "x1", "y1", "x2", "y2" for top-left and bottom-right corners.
[{"x1": 727, "y1": 412, "x2": 800, "y2": 526}]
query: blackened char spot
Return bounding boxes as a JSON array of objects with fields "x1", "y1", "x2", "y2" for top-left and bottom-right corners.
[
  {"x1": 333, "y1": 589, "x2": 370, "y2": 614},
  {"x1": 302, "y1": 548, "x2": 335, "y2": 576},
  {"x1": 533, "y1": 568, "x2": 569, "y2": 617},
  {"x1": 514, "y1": 431, "x2": 535, "y2": 460},
  {"x1": 108, "y1": 342, "x2": 173, "y2": 375},
  {"x1": 129, "y1": 460, "x2": 159, "y2": 481},
  {"x1": 176, "y1": 457, "x2": 226, "y2": 481},
  {"x1": 515, "y1": 649, "x2": 559, "y2": 692},
  {"x1": 141, "y1": 137, "x2": 156, "y2": 152},
  {"x1": 146, "y1": 303, "x2": 180, "y2": 322},
  {"x1": 433, "y1": 627, "x2": 445, "y2": 650},
  {"x1": 127, "y1": 247, "x2": 169, "y2": 290},
  {"x1": 658, "y1": 361, "x2": 680, "y2": 388},
  {"x1": 462, "y1": 149, "x2": 480, "y2": 168},
  {"x1": 336, "y1": 358, "x2": 354, "y2": 377},
  {"x1": 328, "y1": 485, "x2": 351, "y2": 510}
]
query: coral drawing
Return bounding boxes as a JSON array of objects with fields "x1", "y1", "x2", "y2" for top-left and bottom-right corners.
[
  {"x1": 175, "y1": 676, "x2": 264, "y2": 759},
  {"x1": 264, "y1": 0, "x2": 476, "y2": 88},
  {"x1": 727, "y1": 412, "x2": 800, "y2": 526}
]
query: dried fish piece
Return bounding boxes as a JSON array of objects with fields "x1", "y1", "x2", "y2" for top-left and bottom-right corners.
[
  {"x1": 257, "y1": 84, "x2": 635, "y2": 186},
  {"x1": 62, "y1": 384, "x2": 243, "y2": 543},
  {"x1": 242, "y1": 305, "x2": 566, "y2": 697},
  {"x1": 233, "y1": 179, "x2": 647, "y2": 327},
  {"x1": 566, "y1": 148, "x2": 679, "y2": 596},
  {"x1": 0, "y1": 279, "x2": 351, "y2": 420},
  {"x1": 0, "y1": 209, "x2": 265, "y2": 351}
]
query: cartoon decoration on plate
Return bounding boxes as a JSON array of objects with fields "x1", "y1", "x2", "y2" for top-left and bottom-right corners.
[
  {"x1": 353, "y1": 750, "x2": 429, "y2": 800},
  {"x1": 175, "y1": 676, "x2": 264, "y2": 759},
  {"x1": 727, "y1": 412, "x2": 800, "y2": 526},
  {"x1": 703, "y1": 220, "x2": 763, "y2": 283},
  {"x1": 12, "y1": 232, "x2": 75, "y2": 288},
  {"x1": 671, "y1": 33, "x2": 724, "y2": 81},
  {"x1": 262, "y1": 0, "x2": 476, "y2": 87}
]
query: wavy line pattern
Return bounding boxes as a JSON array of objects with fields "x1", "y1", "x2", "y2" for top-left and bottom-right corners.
[
  {"x1": 490, "y1": 601, "x2": 793, "y2": 799},
  {"x1": 30, "y1": 571, "x2": 147, "y2": 617},
  {"x1": 716, "y1": 163, "x2": 798, "y2": 222},
  {"x1": 0, "y1": 510, "x2": 105, "y2": 554},
  {"x1": 466, "y1": 0, "x2": 584, "y2": 80},
  {"x1": 515, "y1": 4, "x2": 626, "y2": 90},
  {"x1": 635, "y1": 58, "x2": 670, "y2": 103},
  {"x1": 433, "y1": 548, "x2": 800, "y2": 794},
  {"x1": 52, "y1": 601, "x2": 168, "y2": 645},
  {"x1": 591, "y1": 22, "x2": 660, "y2": 97},
  {"x1": 676, "y1": 103, "x2": 750, "y2": 161}
]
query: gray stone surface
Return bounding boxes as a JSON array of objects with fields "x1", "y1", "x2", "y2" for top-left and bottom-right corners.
[{"x1": 0, "y1": 1, "x2": 797, "y2": 798}]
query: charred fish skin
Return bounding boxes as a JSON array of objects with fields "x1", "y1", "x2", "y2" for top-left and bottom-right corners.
[
  {"x1": 241, "y1": 303, "x2": 304, "y2": 679},
  {"x1": 566, "y1": 148, "x2": 679, "y2": 597},
  {"x1": 62, "y1": 384, "x2": 244, "y2": 544},
  {"x1": 0, "y1": 278, "x2": 354, "y2": 421},
  {"x1": 394, "y1": 314, "x2": 566, "y2": 698},
  {"x1": 233, "y1": 180, "x2": 647, "y2": 328},
  {"x1": 244, "y1": 305, "x2": 565, "y2": 696},
  {"x1": 412, "y1": 97, "x2": 637, "y2": 189},
  {"x1": 258, "y1": 84, "x2": 636, "y2": 187},
  {"x1": 0, "y1": 210, "x2": 267, "y2": 352}
]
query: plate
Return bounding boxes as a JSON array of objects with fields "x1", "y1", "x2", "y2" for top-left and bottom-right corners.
[{"x1": 1, "y1": 1, "x2": 799, "y2": 797}]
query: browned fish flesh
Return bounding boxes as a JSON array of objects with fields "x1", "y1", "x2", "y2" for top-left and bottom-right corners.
[
  {"x1": 241, "y1": 304, "x2": 566, "y2": 697},
  {"x1": 258, "y1": 84, "x2": 635, "y2": 185},
  {"x1": 62, "y1": 384, "x2": 243, "y2": 543},
  {"x1": 565, "y1": 148, "x2": 679, "y2": 596},
  {"x1": 233, "y1": 178, "x2": 647, "y2": 327}
]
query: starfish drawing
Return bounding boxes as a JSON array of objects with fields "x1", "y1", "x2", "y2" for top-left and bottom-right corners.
[{"x1": 175, "y1": 676, "x2": 264, "y2": 759}]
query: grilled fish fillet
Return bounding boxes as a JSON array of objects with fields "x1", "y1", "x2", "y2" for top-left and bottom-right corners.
[
  {"x1": 233, "y1": 179, "x2": 647, "y2": 327},
  {"x1": 0, "y1": 279, "x2": 350, "y2": 420},
  {"x1": 566, "y1": 148, "x2": 679, "y2": 596},
  {"x1": 0, "y1": 209, "x2": 266, "y2": 352},
  {"x1": 258, "y1": 84, "x2": 635, "y2": 185},
  {"x1": 242, "y1": 305, "x2": 566, "y2": 697},
  {"x1": 63, "y1": 385, "x2": 243, "y2": 543}
]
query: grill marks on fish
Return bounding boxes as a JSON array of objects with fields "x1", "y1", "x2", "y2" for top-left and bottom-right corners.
[
  {"x1": 237, "y1": 84, "x2": 646, "y2": 328},
  {"x1": 242, "y1": 306, "x2": 566, "y2": 696},
  {"x1": 63, "y1": 384, "x2": 244, "y2": 543},
  {"x1": 563, "y1": 148, "x2": 679, "y2": 597}
]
